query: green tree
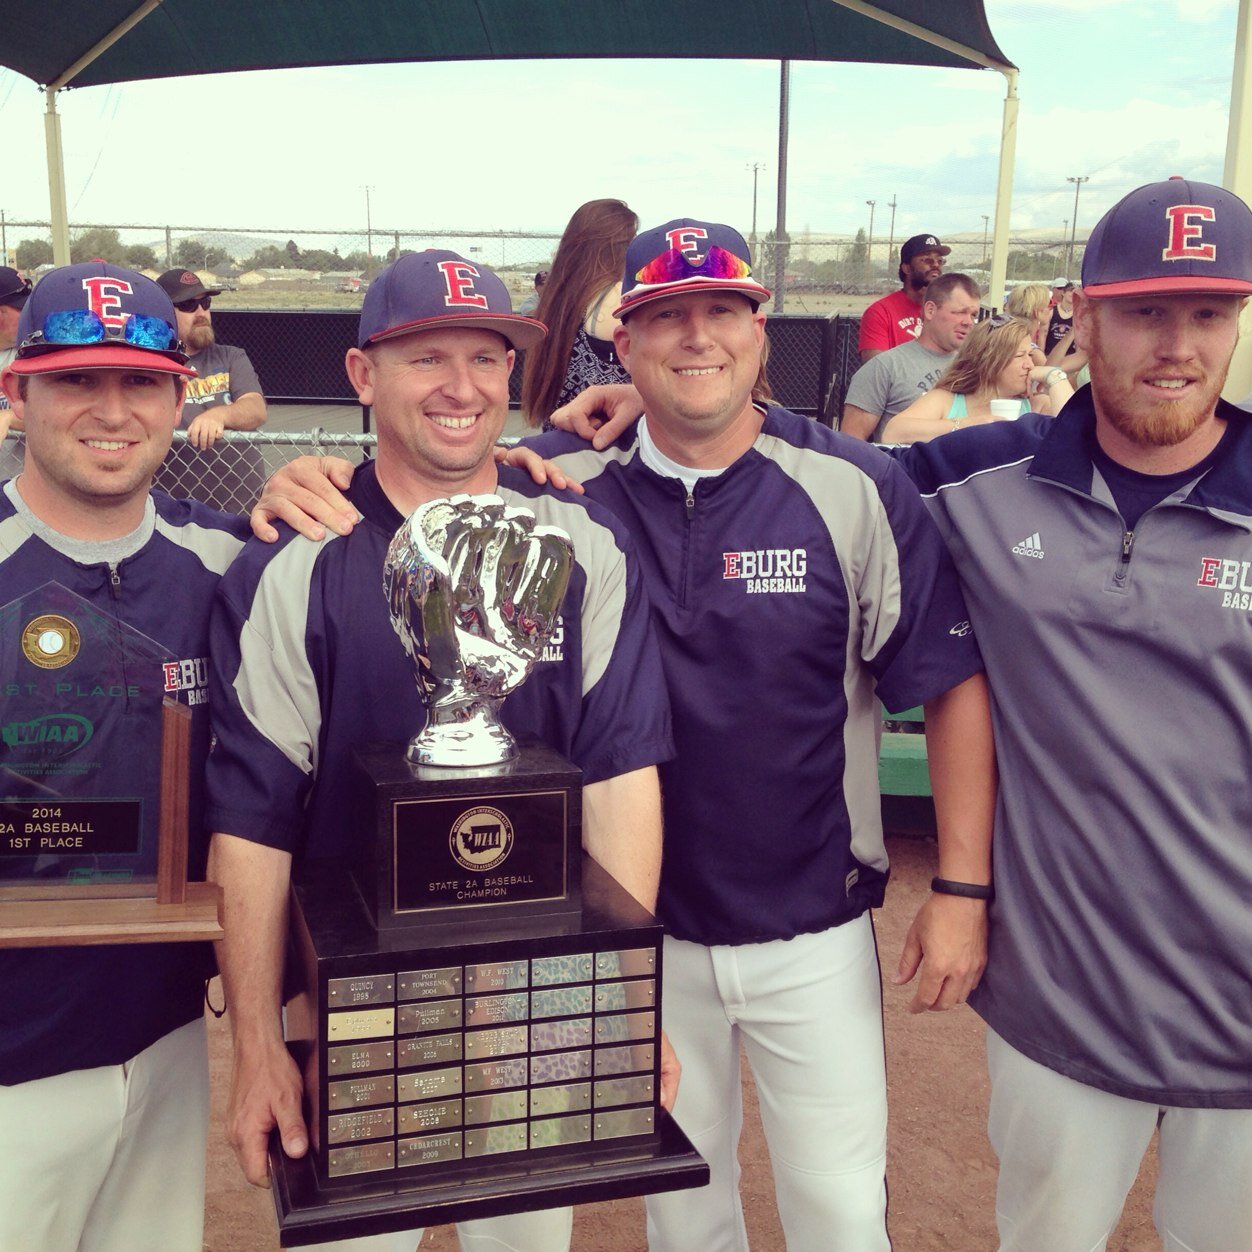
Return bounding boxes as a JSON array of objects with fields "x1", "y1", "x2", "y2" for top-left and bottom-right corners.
[
  {"x1": 242, "y1": 244, "x2": 294, "y2": 270},
  {"x1": 341, "y1": 250, "x2": 373, "y2": 270},
  {"x1": 15, "y1": 239, "x2": 53, "y2": 270},
  {"x1": 285, "y1": 239, "x2": 301, "y2": 266},
  {"x1": 844, "y1": 228, "x2": 868, "y2": 270},
  {"x1": 299, "y1": 248, "x2": 344, "y2": 272},
  {"x1": 173, "y1": 238, "x2": 230, "y2": 270},
  {"x1": 122, "y1": 244, "x2": 159, "y2": 270},
  {"x1": 70, "y1": 227, "x2": 126, "y2": 264}
]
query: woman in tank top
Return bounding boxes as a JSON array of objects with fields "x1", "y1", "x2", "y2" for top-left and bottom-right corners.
[{"x1": 880, "y1": 316, "x2": 1074, "y2": 444}]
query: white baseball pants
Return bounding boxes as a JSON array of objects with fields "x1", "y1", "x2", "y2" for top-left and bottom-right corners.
[
  {"x1": 0, "y1": 1016, "x2": 209, "y2": 1252},
  {"x1": 987, "y1": 1027, "x2": 1252, "y2": 1252},
  {"x1": 646, "y1": 917, "x2": 890, "y2": 1252}
]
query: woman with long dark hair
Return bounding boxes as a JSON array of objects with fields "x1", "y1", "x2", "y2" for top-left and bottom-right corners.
[{"x1": 521, "y1": 198, "x2": 639, "y2": 428}]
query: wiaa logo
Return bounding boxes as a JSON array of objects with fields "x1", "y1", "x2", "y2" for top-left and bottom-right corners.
[
  {"x1": 1, "y1": 713, "x2": 93, "y2": 755},
  {"x1": 449, "y1": 805, "x2": 514, "y2": 873}
]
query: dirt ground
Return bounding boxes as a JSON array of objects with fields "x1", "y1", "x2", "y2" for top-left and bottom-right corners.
[{"x1": 203, "y1": 835, "x2": 1159, "y2": 1250}]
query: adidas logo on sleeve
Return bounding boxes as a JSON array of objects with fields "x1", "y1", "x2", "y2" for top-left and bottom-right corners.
[{"x1": 1012, "y1": 533, "x2": 1045, "y2": 559}]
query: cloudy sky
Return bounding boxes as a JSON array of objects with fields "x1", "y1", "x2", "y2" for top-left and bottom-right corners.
[{"x1": 0, "y1": 0, "x2": 1240, "y2": 251}]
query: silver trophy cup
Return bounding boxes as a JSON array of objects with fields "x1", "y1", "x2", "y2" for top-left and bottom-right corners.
[{"x1": 384, "y1": 494, "x2": 574, "y2": 767}]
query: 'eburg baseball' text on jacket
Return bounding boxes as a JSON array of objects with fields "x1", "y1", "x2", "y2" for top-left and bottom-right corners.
[
  {"x1": 530, "y1": 407, "x2": 982, "y2": 946},
  {"x1": 901, "y1": 393, "x2": 1252, "y2": 1108}
]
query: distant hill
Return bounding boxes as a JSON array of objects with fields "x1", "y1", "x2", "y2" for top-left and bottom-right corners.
[{"x1": 142, "y1": 231, "x2": 287, "y2": 263}]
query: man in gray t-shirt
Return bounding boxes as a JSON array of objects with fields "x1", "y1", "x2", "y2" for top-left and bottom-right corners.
[
  {"x1": 153, "y1": 269, "x2": 268, "y2": 513},
  {"x1": 842, "y1": 273, "x2": 981, "y2": 441}
]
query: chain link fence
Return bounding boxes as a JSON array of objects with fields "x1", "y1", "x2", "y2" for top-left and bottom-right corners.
[
  {"x1": 2, "y1": 217, "x2": 1085, "y2": 313},
  {"x1": 0, "y1": 429, "x2": 375, "y2": 516}
]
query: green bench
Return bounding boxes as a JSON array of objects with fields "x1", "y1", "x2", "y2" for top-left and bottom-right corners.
[{"x1": 879, "y1": 705, "x2": 930, "y2": 798}]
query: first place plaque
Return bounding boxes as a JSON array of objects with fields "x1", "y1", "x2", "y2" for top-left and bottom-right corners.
[{"x1": 0, "y1": 582, "x2": 220, "y2": 946}]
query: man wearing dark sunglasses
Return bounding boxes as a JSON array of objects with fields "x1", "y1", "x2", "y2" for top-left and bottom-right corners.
[
  {"x1": 0, "y1": 261, "x2": 250, "y2": 1250},
  {"x1": 0, "y1": 266, "x2": 33, "y2": 468},
  {"x1": 153, "y1": 268, "x2": 268, "y2": 513}
]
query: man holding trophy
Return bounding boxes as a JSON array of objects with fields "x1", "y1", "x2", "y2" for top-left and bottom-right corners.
[
  {"x1": 0, "y1": 263, "x2": 250, "y2": 1249},
  {"x1": 206, "y1": 251, "x2": 675, "y2": 1250},
  {"x1": 262, "y1": 220, "x2": 996, "y2": 1250}
]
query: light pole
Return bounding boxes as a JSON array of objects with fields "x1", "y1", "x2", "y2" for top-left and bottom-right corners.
[
  {"x1": 364, "y1": 185, "x2": 375, "y2": 278},
  {"x1": 746, "y1": 162, "x2": 766, "y2": 248},
  {"x1": 1066, "y1": 176, "x2": 1088, "y2": 278},
  {"x1": 865, "y1": 199, "x2": 877, "y2": 285},
  {"x1": 886, "y1": 196, "x2": 898, "y2": 270},
  {"x1": 981, "y1": 215, "x2": 990, "y2": 268}
]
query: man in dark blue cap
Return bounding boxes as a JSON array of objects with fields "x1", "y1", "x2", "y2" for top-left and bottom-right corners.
[
  {"x1": 257, "y1": 222, "x2": 995, "y2": 1251},
  {"x1": 0, "y1": 262, "x2": 250, "y2": 1249},
  {"x1": 899, "y1": 176, "x2": 1252, "y2": 1250},
  {"x1": 207, "y1": 250, "x2": 676, "y2": 1252}
]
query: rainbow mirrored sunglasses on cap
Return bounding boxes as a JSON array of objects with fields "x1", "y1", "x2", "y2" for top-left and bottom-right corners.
[
  {"x1": 634, "y1": 244, "x2": 755, "y2": 286},
  {"x1": 18, "y1": 308, "x2": 181, "y2": 356}
]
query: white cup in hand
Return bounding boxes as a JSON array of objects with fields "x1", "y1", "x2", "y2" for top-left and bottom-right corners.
[{"x1": 989, "y1": 398, "x2": 1020, "y2": 421}]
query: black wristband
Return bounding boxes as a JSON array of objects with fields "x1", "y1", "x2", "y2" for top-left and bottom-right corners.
[{"x1": 931, "y1": 876, "x2": 994, "y2": 901}]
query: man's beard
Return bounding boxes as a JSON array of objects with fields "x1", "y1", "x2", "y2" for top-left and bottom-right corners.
[
  {"x1": 1089, "y1": 317, "x2": 1227, "y2": 448},
  {"x1": 185, "y1": 321, "x2": 215, "y2": 353}
]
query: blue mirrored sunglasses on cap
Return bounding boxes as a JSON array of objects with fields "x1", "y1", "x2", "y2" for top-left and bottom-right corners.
[{"x1": 18, "y1": 308, "x2": 181, "y2": 356}]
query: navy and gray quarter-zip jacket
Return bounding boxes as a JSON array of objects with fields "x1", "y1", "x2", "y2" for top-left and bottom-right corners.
[
  {"x1": 899, "y1": 390, "x2": 1252, "y2": 1108},
  {"x1": 0, "y1": 490, "x2": 248, "y2": 1086},
  {"x1": 528, "y1": 407, "x2": 982, "y2": 947}
]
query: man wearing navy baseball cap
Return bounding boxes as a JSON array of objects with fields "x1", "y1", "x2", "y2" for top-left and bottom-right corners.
[
  {"x1": 432, "y1": 220, "x2": 993, "y2": 1249},
  {"x1": 206, "y1": 250, "x2": 675, "y2": 1251},
  {"x1": 895, "y1": 177, "x2": 1252, "y2": 1249},
  {"x1": 0, "y1": 263, "x2": 250, "y2": 1249},
  {"x1": 269, "y1": 223, "x2": 995, "y2": 1248}
]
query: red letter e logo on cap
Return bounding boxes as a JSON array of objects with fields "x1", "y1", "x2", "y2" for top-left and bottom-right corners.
[
  {"x1": 666, "y1": 227, "x2": 708, "y2": 261},
  {"x1": 1163, "y1": 205, "x2": 1217, "y2": 262},
  {"x1": 437, "y1": 260, "x2": 489, "y2": 309},
  {"x1": 81, "y1": 277, "x2": 133, "y2": 329}
]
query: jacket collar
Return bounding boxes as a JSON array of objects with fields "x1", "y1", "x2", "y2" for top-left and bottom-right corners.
[{"x1": 1028, "y1": 384, "x2": 1252, "y2": 520}]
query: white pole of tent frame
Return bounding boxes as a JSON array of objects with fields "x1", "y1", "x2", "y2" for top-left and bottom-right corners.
[
  {"x1": 42, "y1": 0, "x2": 168, "y2": 263},
  {"x1": 1224, "y1": 0, "x2": 1252, "y2": 402},
  {"x1": 829, "y1": 0, "x2": 1019, "y2": 311}
]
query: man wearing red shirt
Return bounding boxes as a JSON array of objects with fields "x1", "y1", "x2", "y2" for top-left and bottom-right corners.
[{"x1": 858, "y1": 233, "x2": 951, "y2": 363}]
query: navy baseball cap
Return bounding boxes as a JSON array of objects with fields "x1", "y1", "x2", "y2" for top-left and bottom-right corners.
[
  {"x1": 614, "y1": 219, "x2": 771, "y2": 318},
  {"x1": 156, "y1": 268, "x2": 222, "y2": 305},
  {"x1": 0, "y1": 267, "x2": 31, "y2": 310},
  {"x1": 358, "y1": 250, "x2": 546, "y2": 352},
  {"x1": 1082, "y1": 177, "x2": 1252, "y2": 299},
  {"x1": 901, "y1": 234, "x2": 951, "y2": 263},
  {"x1": 9, "y1": 262, "x2": 193, "y2": 377}
]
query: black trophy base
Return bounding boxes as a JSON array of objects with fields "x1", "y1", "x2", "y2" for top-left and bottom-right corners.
[
  {"x1": 275, "y1": 855, "x2": 707, "y2": 1245},
  {"x1": 353, "y1": 740, "x2": 582, "y2": 931},
  {"x1": 269, "y1": 1110, "x2": 704, "y2": 1247}
]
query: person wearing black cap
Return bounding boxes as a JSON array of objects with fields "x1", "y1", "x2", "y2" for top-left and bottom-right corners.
[
  {"x1": 898, "y1": 177, "x2": 1252, "y2": 1250},
  {"x1": 0, "y1": 266, "x2": 33, "y2": 465},
  {"x1": 206, "y1": 250, "x2": 675, "y2": 1252},
  {"x1": 0, "y1": 263, "x2": 250, "y2": 1250},
  {"x1": 153, "y1": 267, "x2": 268, "y2": 513},
  {"x1": 0, "y1": 266, "x2": 31, "y2": 372},
  {"x1": 858, "y1": 232, "x2": 952, "y2": 364}
]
